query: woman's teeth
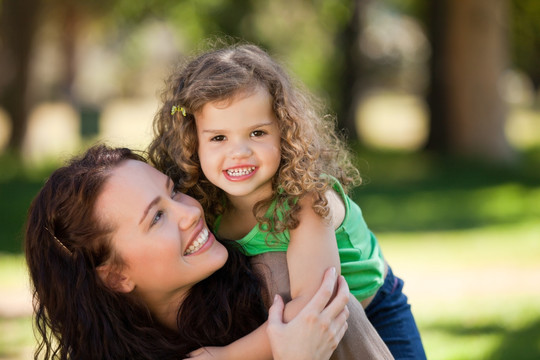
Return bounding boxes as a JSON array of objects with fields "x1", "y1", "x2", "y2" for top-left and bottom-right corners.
[
  {"x1": 184, "y1": 228, "x2": 209, "y2": 255},
  {"x1": 226, "y1": 167, "x2": 256, "y2": 177}
]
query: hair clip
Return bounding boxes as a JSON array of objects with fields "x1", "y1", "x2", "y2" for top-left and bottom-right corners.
[
  {"x1": 171, "y1": 105, "x2": 187, "y2": 117},
  {"x1": 45, "y1": 227, "x2": 72, "y2": 256}
]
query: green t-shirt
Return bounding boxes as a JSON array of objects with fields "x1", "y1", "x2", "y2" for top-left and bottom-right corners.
[{"x1": 214, "y1": 180, "x2": 386, "y2": 301}]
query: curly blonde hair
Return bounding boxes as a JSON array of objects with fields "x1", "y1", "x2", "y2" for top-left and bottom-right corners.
[{"x1": 148, "y1": 43, "x2": 361, "y2": 234}]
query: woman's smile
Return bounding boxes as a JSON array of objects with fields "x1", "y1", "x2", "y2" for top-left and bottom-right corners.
[{"x1": 184, "y1": 227, "x2": 213, "y2": 255}]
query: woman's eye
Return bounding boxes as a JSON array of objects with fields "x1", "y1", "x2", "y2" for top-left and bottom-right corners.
[
  {"x1": 171, "y1": 186, "x2": 181, "y2": 200},
  {"x1": 251, "y1": 130, "x2": 266, "y2": 137},
  {"x1": 211, "y1": 135, "x2": 226, "y2": 142},
  {"x1": 151, "y1": 210, "x2": 164, "y2": 226}
]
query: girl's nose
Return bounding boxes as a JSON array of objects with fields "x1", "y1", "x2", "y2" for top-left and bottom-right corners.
[
  {"x1": 174, "y1": 201, "x2": 202, "y2": 230},
  {"x1": 229, "y1": 141, "x2": 252, "y2": 159}
]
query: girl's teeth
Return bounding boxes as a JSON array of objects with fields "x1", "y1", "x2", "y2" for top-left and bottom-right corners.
[
  {"x1": 227, "y1": 167, "x2": 256, "y2": 176},
  {"x1": 185, "y1": 228, "x2": 209, "y2": 255}
]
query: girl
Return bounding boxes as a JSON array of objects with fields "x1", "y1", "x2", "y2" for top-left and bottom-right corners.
[
  {"x1": 24, "y1": 144, "x2": 355, "y2": 360},
  {"x1": 149, "y1": 43, "x2": 425, "y2": 359}
]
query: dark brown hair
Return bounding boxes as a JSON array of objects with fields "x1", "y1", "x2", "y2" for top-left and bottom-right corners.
[
  {"x1": 148, "y1": 43, "x2": 360, "y2": 234},
  {"x1": 25, "y1": 144, "x2": 266, "y2": 359}
]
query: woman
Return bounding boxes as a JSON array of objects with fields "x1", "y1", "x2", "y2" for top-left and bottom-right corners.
[{"x1": 25, "y1": 144, "x2": 387, "y2": 359}]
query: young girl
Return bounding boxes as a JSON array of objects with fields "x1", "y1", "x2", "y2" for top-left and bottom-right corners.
[{"x1": 149, "y1": 43, "x2": 426, "y2": 359}]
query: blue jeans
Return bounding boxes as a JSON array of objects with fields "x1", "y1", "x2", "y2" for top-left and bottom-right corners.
[{"x1": 365, "y1": 266, "x2": 427, "y2": 359}]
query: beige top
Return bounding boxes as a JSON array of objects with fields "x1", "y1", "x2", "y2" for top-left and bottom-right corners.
[{"x1": 251, "y1": 252, "x2": 394, "y2": 360}]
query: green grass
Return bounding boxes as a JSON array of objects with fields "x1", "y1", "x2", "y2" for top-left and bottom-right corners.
[
  {"x1": 418, "y1": 298, "x2": 540, "y2": 360},
  {"x1": 0, "y1": 315, "x2": 34, "y2": 360},
  {"x1": 1, "y1": 147, "x2": 539, "y2": 359},
  {"x1": 376, "y1": 222, "x2": 540, "y2": 359}
]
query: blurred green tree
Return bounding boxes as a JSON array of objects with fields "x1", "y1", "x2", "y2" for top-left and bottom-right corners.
[
  {"x1": 510, "y1": 0, "x2": 540, "y2": 96},
  {"x1": 0, "y1": 0, "x2": 113, "y2": 154},
  {"x1": 2, "y1": 0, "x2": 537, "y2": 163},
  {"x1": 0, "y1": 0, "x2": 364, "y2": 153}
]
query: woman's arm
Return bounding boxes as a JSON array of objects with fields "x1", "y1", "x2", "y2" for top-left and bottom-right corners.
[
  {"x1": 260, "y1": 253, "x2": 395, "y2": 360},
  {"x1": 267, "y1": 267, "x2": 350, "y2": 360}
]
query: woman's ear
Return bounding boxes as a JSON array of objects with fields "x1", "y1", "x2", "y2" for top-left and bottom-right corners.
[{"x1": 96, "y1": 264, "x2": 135, "y2": 293}]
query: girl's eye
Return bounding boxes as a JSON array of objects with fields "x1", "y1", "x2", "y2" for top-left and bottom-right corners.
[
  {"x1": 251, "y1": 130, "x2": 266, "y2": 137},
  {"x1": 211, "y1": 135, "x2": 226, "y2": 142},
  {"x1": 151, "y1": 210, "x2": 164, "y2": 227}
]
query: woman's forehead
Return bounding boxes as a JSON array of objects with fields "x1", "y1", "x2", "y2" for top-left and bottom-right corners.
[
  {"x1": 96, "y1": 161, "x2": 165, "y2": 220},
  {"x1": 113, "y1": 160, "x2": 163, "y2": 183}
]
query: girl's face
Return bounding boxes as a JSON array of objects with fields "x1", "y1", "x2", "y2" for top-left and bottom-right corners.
[
  {"x1": 95, "y1": 160, "x2": 228, "y2": 306},
  {"x1": 195, "y1": 87, "x2": 281, "y2": 204}
]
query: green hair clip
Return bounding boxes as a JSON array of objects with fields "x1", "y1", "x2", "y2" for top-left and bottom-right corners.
[{"x1": 171, "y1": 105, "x2": 187, "y2": 116}]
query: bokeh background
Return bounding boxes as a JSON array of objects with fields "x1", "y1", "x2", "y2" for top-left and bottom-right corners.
[{"x1": 1, "y1": 0, "x2": 539, "y2": 359}]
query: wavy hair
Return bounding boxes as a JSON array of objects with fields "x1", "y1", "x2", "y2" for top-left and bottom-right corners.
[
  {"x1": 25, "y1": 144, "x2": 266, "y2": 359},
  {"x1": 148, "y1": 43, "x2": 361, "y2": 234}
]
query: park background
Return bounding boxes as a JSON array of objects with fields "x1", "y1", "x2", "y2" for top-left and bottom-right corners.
[{"x1": 1, "y1": 0, "x2": 539, "y2": 359}]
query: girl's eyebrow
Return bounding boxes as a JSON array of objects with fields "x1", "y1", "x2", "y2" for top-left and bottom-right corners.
[
  {"x1": 201, "y1": 122, "x2": 274, "y2": 134},
  {"x1": 138, "y1": 177, "x2": 172, "y2": 225},
  {"x1": 249, "y1": 121, "x2": 273, "y2": 129}
]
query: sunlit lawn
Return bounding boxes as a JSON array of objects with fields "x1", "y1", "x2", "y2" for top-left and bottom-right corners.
[
  {"x1": 378, "y1": 222, "x2": 540, "y2": 360},
  {"x1": 0, "y1": 254, "x2": 33, "y2": 360},
  {"x1": 1, "y1": 146, "x2": 539, "y2": 359}
]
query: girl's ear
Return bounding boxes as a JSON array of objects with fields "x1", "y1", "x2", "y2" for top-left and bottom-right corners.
[{"x1": 96, "y1": 264, "x2": 135, "y2": 293}]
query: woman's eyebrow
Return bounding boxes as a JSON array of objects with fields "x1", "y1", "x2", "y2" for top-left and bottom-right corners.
[
  {"x1": 138, "y1": 177, "x2": 172, "y2": 225},
  {"x1": 139, "y1": 197, "x2": 160, "y2": 225}
]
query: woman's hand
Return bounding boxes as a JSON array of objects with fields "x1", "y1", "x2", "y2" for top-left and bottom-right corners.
[
  {"x1": 266, "y1": 267, "x2": 350, "y2": 360},
  {"x1": 186, "y1": 346, "x2": 225, "y2": 359}
]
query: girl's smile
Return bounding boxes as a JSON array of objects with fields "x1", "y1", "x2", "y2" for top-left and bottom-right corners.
[{"x1": 223, "y1": 165, "x2": 258, "y2": 181}]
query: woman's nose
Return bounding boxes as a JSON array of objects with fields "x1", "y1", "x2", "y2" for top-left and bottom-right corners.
[{"x1": 174, "y1": 201, "x2": 202, "y2": 230}]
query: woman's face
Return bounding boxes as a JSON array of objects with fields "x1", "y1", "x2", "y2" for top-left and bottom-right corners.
[{"x1": 95, "y1": 160, "x2": 228, "y2": 305}]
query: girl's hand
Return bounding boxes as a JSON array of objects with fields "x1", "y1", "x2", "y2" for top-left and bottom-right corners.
[{"x1": 267, "y1": 267, "x2": 350, "y2": 360}]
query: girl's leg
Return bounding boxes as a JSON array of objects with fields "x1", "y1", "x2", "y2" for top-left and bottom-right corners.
[{"x1": 365, "y1": 266, "x2": 427, "y2": 360}]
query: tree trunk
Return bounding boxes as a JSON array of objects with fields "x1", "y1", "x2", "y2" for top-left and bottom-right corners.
[
  {"x1": 335, "y1": 0, "x2": 365, "y2": 142},
  {"x1": 426, "y1": 0, "x2": 515, "y2": 163},
  {"x1": 0, "y1": 0, "x2": 42, "y2": 153},
  {"x1": 425, "y1": 0, "x2": 450, "y2": 152}
]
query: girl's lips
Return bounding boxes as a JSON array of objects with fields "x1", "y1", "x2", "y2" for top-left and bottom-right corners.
[{"x1": 223, "y1": 166, "x2": 257, "y2": 181}]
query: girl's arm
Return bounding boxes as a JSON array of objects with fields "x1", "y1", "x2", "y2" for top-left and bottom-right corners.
[
  {"x1": 187, "y1": 191, "x2": 344, "y2": 360},
  {"x1": 282, "y1": 190, "x2": 343, "y2": 321}
]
